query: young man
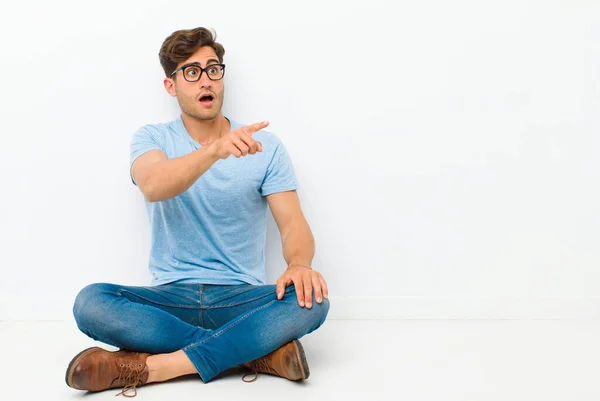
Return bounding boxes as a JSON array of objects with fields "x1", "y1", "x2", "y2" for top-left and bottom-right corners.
[{"x1": 65, "y1": 27, "x2": 330, "y2": 397}]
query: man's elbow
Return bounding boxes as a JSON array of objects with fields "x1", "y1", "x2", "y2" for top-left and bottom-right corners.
[
  {"x1": 144, "y1": 191, "x2": 160, "y2": 203},
  {"x1": 139, "y1": 180, "x2": 162, "y2": 203},
  {"x1": 141, "y1": 182, "x2": 178, "y2": 203},
  {"x1": 142, "y1": 188, "x2": 159, "y2": 203}
]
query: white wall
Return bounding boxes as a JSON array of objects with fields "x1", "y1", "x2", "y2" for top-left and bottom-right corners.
[{"x1": 1, "y1": 0, "x2": 599, "y2": 320}]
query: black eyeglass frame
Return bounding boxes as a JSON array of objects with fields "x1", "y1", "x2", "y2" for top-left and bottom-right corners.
[{"x1": 170, "y1": 63, "x2": 226, "y2": 82}]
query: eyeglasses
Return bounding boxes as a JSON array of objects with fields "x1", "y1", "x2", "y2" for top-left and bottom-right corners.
[{"x1": 170, "y1": 63, "x2": 226, "y2": 82}]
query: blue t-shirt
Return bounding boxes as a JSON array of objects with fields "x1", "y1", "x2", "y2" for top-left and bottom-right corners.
[{"x1": 130, "y1": 116, "x2": 298, "y2": 286}]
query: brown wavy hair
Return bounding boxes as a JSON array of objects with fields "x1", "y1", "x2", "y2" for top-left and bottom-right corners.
[{"x1": 159, "y1": 27, "x2": 225, "y2": 77}]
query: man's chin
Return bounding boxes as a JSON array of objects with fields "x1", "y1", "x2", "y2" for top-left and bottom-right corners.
[{"x1": 185, "y1": 110, "x2": 220, "y2": 121}]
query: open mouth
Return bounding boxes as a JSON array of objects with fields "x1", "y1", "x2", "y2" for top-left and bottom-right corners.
[{"x1": 199, "y1": 94, "x2": 214, "y2": 106}]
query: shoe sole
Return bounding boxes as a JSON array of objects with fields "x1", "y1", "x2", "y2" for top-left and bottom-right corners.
[
  {"x1": 65, "y1": 346, "x2": 103, "y2": 389},
  {"x1": 292, "y1": 340, "x2": 310, "y2": 380}
]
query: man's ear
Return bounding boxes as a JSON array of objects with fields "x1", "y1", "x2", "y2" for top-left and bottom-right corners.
[{"x1": 164, "y1": 77, "x2": 177, "y2": 97}]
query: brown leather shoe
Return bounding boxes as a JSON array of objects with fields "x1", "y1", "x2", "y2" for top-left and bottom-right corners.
[
  {"x1": 65, "y1": 347, "x2": 151, "y2": 397},
  {"x1": 242, "y1": 339, "x2": 310, "y2": 382}
]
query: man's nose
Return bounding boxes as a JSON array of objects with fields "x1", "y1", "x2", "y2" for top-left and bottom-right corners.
[{"x1": 197, "y1": 71, "x2": 213, "y2": 87}]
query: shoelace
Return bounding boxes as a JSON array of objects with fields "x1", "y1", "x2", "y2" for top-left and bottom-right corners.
[
  {"x1": 242, "y1": 358, "x2": 278, "y2": 383},
  {"x1": 115, "y1": 362, "x2": 146, "y2": 398}
]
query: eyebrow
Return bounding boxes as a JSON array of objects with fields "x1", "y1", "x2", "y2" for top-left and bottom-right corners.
[{"x1": 183, "y1": 59, "x2": 221, "y2": 68}]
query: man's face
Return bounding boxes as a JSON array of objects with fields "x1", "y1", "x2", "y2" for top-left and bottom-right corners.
[{"x1": 165, "y1": 46, "x2": 224, "y2": 121}]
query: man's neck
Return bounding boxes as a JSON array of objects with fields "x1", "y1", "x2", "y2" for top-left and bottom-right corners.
[{"x1": 181, "y1": 112, "x2": 229, "y2": 146}]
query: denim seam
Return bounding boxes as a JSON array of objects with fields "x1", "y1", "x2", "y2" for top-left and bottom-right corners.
[
  {"x1": 199, "y1": 285, "x2": 205, "y2": 328},
  {"x1": 203, "y1": 291, "x2": 276, "y2": 309},
  {"x1": 118, "y1": 290, "x2": 276, "y2": 310},
  {"x1": 119, "y1": 290, "x2": 201, "y2": 309},
  {"x1": 207, "y1": 313, "x2": 218, "y2": 328},
  {"x1": 183, "y1": 299, "x2": 277, "y2": 350}
]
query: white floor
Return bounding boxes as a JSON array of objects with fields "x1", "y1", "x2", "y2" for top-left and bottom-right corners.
[{"x1": 2, "y1": 320, "x2": 600, "y2": 401}]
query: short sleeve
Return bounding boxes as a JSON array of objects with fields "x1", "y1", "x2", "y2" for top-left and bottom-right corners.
[
  {"x1": 129, "y1": 126, "x2": 164, "y2": 185},
  {"x1": 260, "y1": 139, "x2": 298, "y2": 196}
]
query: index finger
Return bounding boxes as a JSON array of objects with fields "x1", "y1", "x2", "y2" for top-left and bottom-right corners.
[{"x1": 242, "y1": 121, "x2": 269, "y2": 135}]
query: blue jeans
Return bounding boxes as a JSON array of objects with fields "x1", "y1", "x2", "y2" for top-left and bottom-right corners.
[{"x1": 72, "y1": 282, "x2": 330, "y2": 382}]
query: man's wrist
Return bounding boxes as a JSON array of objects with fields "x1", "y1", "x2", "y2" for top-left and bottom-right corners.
[
  {"x1": 202, "y1": 143, "x2": 219, "y2": 161},
  {"x1": 287, "y1": 263, "x2": 312, "y2": 270}
]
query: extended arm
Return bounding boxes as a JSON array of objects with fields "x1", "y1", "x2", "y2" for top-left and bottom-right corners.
[{"x1": 267, "y1": 191, "x2": 328, "y2": 308}]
